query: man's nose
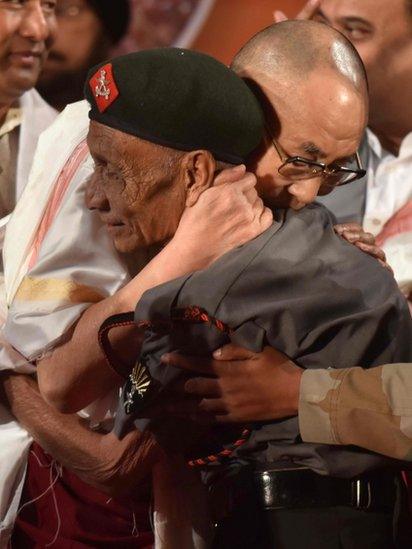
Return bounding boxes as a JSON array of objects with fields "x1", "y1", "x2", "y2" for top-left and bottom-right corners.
[
  {"x1": 85, "y1": 177, "x2": 109, "y2": 212},
  {"x1": 19, "y1": 3, "x2": 50, "y2": 42},
  {"x1": 288, "y1": 178, "x2": 322, "y2": 207}
]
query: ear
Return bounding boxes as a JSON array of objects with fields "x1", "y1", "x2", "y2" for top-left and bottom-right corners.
[{"x1": 181, "y1": 150, "x2": 217, "y2": 207}]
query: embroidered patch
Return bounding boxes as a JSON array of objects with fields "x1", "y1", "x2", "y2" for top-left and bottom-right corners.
[{"x1": 89, "y1": 63, "x2": 119, "y2": 113}]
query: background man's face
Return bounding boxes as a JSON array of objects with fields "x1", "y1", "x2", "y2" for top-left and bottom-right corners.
[
  {"x1": 317, "y1": 0, "x2": 412, "y2": 119},
  {"x1": 39, "y1": 0, "x2": 105, "y2": 88},
  {"x1": 85, "y1": 121, "x2": 186, "y2": 254},
  {"x1": 0, "y1": 0, "x2": 56, "y2": 102},
  {"x1": 248, "y1": 71, "x2": 367, "y2": 210}
]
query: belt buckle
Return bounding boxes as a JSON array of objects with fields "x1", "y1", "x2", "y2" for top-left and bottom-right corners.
[{"x1": 352, "y1": 479, "x2": 372, "y2": 510}]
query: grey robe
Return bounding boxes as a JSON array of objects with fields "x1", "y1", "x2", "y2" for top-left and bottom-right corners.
[{"x1": 114, "y1": 203, "x2": 412, "y2": 478}]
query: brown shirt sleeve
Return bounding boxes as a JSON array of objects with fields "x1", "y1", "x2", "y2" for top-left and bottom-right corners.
[{"x1": 299, "y1": 364, "x2": 412, "y2": 461}]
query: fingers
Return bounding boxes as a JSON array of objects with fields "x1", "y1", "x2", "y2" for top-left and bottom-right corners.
[
  {"x1": 214, "y1": 171, "x2": 257, "y2": 199},
  {"x1": 335, "y1": 223, "x2": 376, "y2": 246},
  {"x1": 342, "y1": 230, "x2": 375, "y2": 245},
  {"x1": 213, "y1": 164, "x2": 246, "y2": 186},
  {"x1": 378, "y1": 259, "x2": 394, "y2": 274},
  {"x1": 161, "y1": 352, "x2": 218, "y2": 375},
  {"x1": 258, "y1": 206, "x2": 274, "y2": 230},
  {"x1": 355, "y1": 241, "x2": 387, "y2": 262},
  {"x1": 237, "y1": 172, "x2": 258, "y2": 194},
  {"x1": 273, "y1": 10, "x2": 288, "y2": 22},
  {"x1": 213, "y1": 343, "x2": 255, "y2": 361},
  {"x1": 297, "y1": 0, "x2": 322, "y2": 19},
  {"x1": 334, "y1": 222, "x2": 363, "y2": 235},
  {"x1": 185, "y1": 377, "x2": 222, "y2": 398},
  {"x1": 242, "y1": 184, "x2": 259, "y2": 207},
  {"x1": 198, "y1": 397, "x2": 228, "y2": 415}
]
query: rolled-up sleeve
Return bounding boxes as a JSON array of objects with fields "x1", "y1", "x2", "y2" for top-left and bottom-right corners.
[{"x1": 299, "y1": 364, "x2": 412, "y2": 461}]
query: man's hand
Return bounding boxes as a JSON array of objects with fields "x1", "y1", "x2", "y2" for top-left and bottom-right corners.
[
  {"x1": 170, "y1": 165, "x2": 273, "y2": 270},
  {"x1": 334, "y1": 222, "x2": 392, "y2": 271},
  {"x1": 274, "y1": 0, "x2": 321, "y2": 23},
  {"x1": 1, "y1": 371, "x2": 161, "y2": 497},
  {"x1": 161, "y1": 344, "x2": 302, "y2": 423}
]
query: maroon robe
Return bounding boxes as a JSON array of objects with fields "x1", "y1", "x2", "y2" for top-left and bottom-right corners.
[{"x1": 12, "y1": 443, "x2": 154, "y2": 548}]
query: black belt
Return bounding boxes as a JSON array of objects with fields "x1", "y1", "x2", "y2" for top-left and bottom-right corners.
[{"x1": 211, "y1": 467, "x2": 399, "y2": 518}]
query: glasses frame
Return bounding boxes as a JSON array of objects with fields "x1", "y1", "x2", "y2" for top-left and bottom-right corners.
[{"x1": 268, "y1": 130, "x2": 366, "y2": 187}]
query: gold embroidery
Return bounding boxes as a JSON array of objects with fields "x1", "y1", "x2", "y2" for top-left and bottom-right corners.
[{"x1": 14, "y1": 276, "x2": 104, "y2": 304}]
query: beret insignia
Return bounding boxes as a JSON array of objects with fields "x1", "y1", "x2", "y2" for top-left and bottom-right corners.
[{"x1": 89, "y1": 63, "x2": 119, "y2": 113}]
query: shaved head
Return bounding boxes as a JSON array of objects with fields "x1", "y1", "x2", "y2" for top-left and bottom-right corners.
[
  {"x1": 232, "y1": 20, "x2": 368, "y2": 96},
  {"x1": 232, "y1": 20, "x2": 369, "y2": 211}
]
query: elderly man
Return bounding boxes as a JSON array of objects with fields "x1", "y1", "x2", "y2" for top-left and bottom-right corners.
[
  {"x1": 97, "y1": 23, "x2": 410, "y2": 549},
  {"x1": 1, "y1": 20, "x2": 405, "y2": 547},
  {"x1": 1, "y1": 48, "x2": 270, "y2": 547},
  {"x1": 37, "y1": 0, "x2": 130, "y2": 110},
  {"x1": 0, "y1": 0, "x2": 56, "y2": 259}
]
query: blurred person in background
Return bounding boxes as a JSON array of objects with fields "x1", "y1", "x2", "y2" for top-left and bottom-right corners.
[
  {"x1": 37, "y1": 0, "x2": 130, "y2": 111},
  {"x1": 0, "y1": 0, "x2": 57, "y2": 317},
  {"x1": 0, "y1": 0, "x2": 57, "y2": 246},
  {"x1": 276, "y1": 0, "x2": 412, "y2": 307}
]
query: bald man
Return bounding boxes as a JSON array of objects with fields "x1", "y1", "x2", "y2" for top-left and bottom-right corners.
[
  {"x1": 277, "y1": 0, "x2": 412, "y2": 305},
  {"x1": 97, "y1": 22, "x2": 411, "y2": 549}
]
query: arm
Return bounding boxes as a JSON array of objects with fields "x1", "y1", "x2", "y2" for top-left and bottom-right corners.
[
  {"x1": 163, "y1": 345, "x2": 412, "y2": 461},
  {"x1": 299, "y1": 364, "x2": 412, "y2": 460},
  {"x1": 37, "y1": 167, "x2": 273, "y2": 413},
  {"x1": 1, "y1": 372, "x2": 162, "y2": 496}
]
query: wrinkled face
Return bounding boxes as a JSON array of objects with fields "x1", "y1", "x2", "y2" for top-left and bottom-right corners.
[
  {"x1": 0, "y1": 0, "x2": 56, "y2": 102},
  {"x1": 248, "y1": 71, "x2": 367, "y2": 210},
  {"x1": 39, "y1": 0, "x2": 105, "y2": 85},
  {"x1": 85, "y1": 121, "x2": 187, "y2": 254},
  {"x1": 317, "y1": 0, "x2": 412, "y2": 118}
]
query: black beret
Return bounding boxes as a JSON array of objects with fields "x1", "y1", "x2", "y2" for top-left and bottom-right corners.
[
  {"x1": 88, "y1": 0, "x2": 130, "y2": 44},
  {"x1": 85, "y1": 48, "x2": 264, "y2": 165}
]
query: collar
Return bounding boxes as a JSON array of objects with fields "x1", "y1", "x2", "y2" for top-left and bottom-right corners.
[
  {"x1": 0, "y1": 106, "x2": 22, "y2": 138},
  {"x1": 366, "y1": 128, "x2": 412, "y2": 160}
]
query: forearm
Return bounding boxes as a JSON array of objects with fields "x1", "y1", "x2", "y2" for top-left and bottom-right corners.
[
  {"x1": 2, "y1": 373, "x2": 160, "y2": 495},
  {"x1": 37, "y1": 239, "x2": 204, "y2": 413},
  {"x1": 299, "y1": 364, "x2": 412, "y2": 461},
  {"x1": 36, "y1": 171, "x2": 270, "y2": 413}
]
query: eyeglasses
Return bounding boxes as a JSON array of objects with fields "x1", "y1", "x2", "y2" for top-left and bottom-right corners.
[{"x1": 268, "y1": 131, "x2": 366, "y2": 188}]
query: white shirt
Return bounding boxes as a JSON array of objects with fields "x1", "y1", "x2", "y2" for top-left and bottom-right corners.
[{"x1": 363, "y1": 129, "x2": 412, "y2": 236}]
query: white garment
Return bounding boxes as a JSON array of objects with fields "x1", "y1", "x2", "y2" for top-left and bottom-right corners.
[
  {"x1": 364, "y1": 129, "x2": 412, "y2": 295},
  {"x1": 16, "y1": 89, "x2": 58, "y2": 202},
  {"x1": 0, "y1": 90, "x2": 57, "y2": 252},
  {"x1": 0, "y1": 90, "x2": 56, "y2": 546},
  {"x1": 0, "y1": 102, "x2": 92, "y2": 545},
  {"x1": 1, "y1": 100, "x2": 209, "y2": 548}
]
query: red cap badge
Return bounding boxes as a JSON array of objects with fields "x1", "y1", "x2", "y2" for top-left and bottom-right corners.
[{"x1": 89, "y1": 63, "x2": 119, "y2": 113}]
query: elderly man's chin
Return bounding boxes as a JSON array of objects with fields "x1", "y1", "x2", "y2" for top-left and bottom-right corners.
[
  {"x1": 109, "y1": 225, "x2": 159, "y2": 257},
  {"x1": 106, "y1": 224, "x2": 140, "y2": 254}
]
